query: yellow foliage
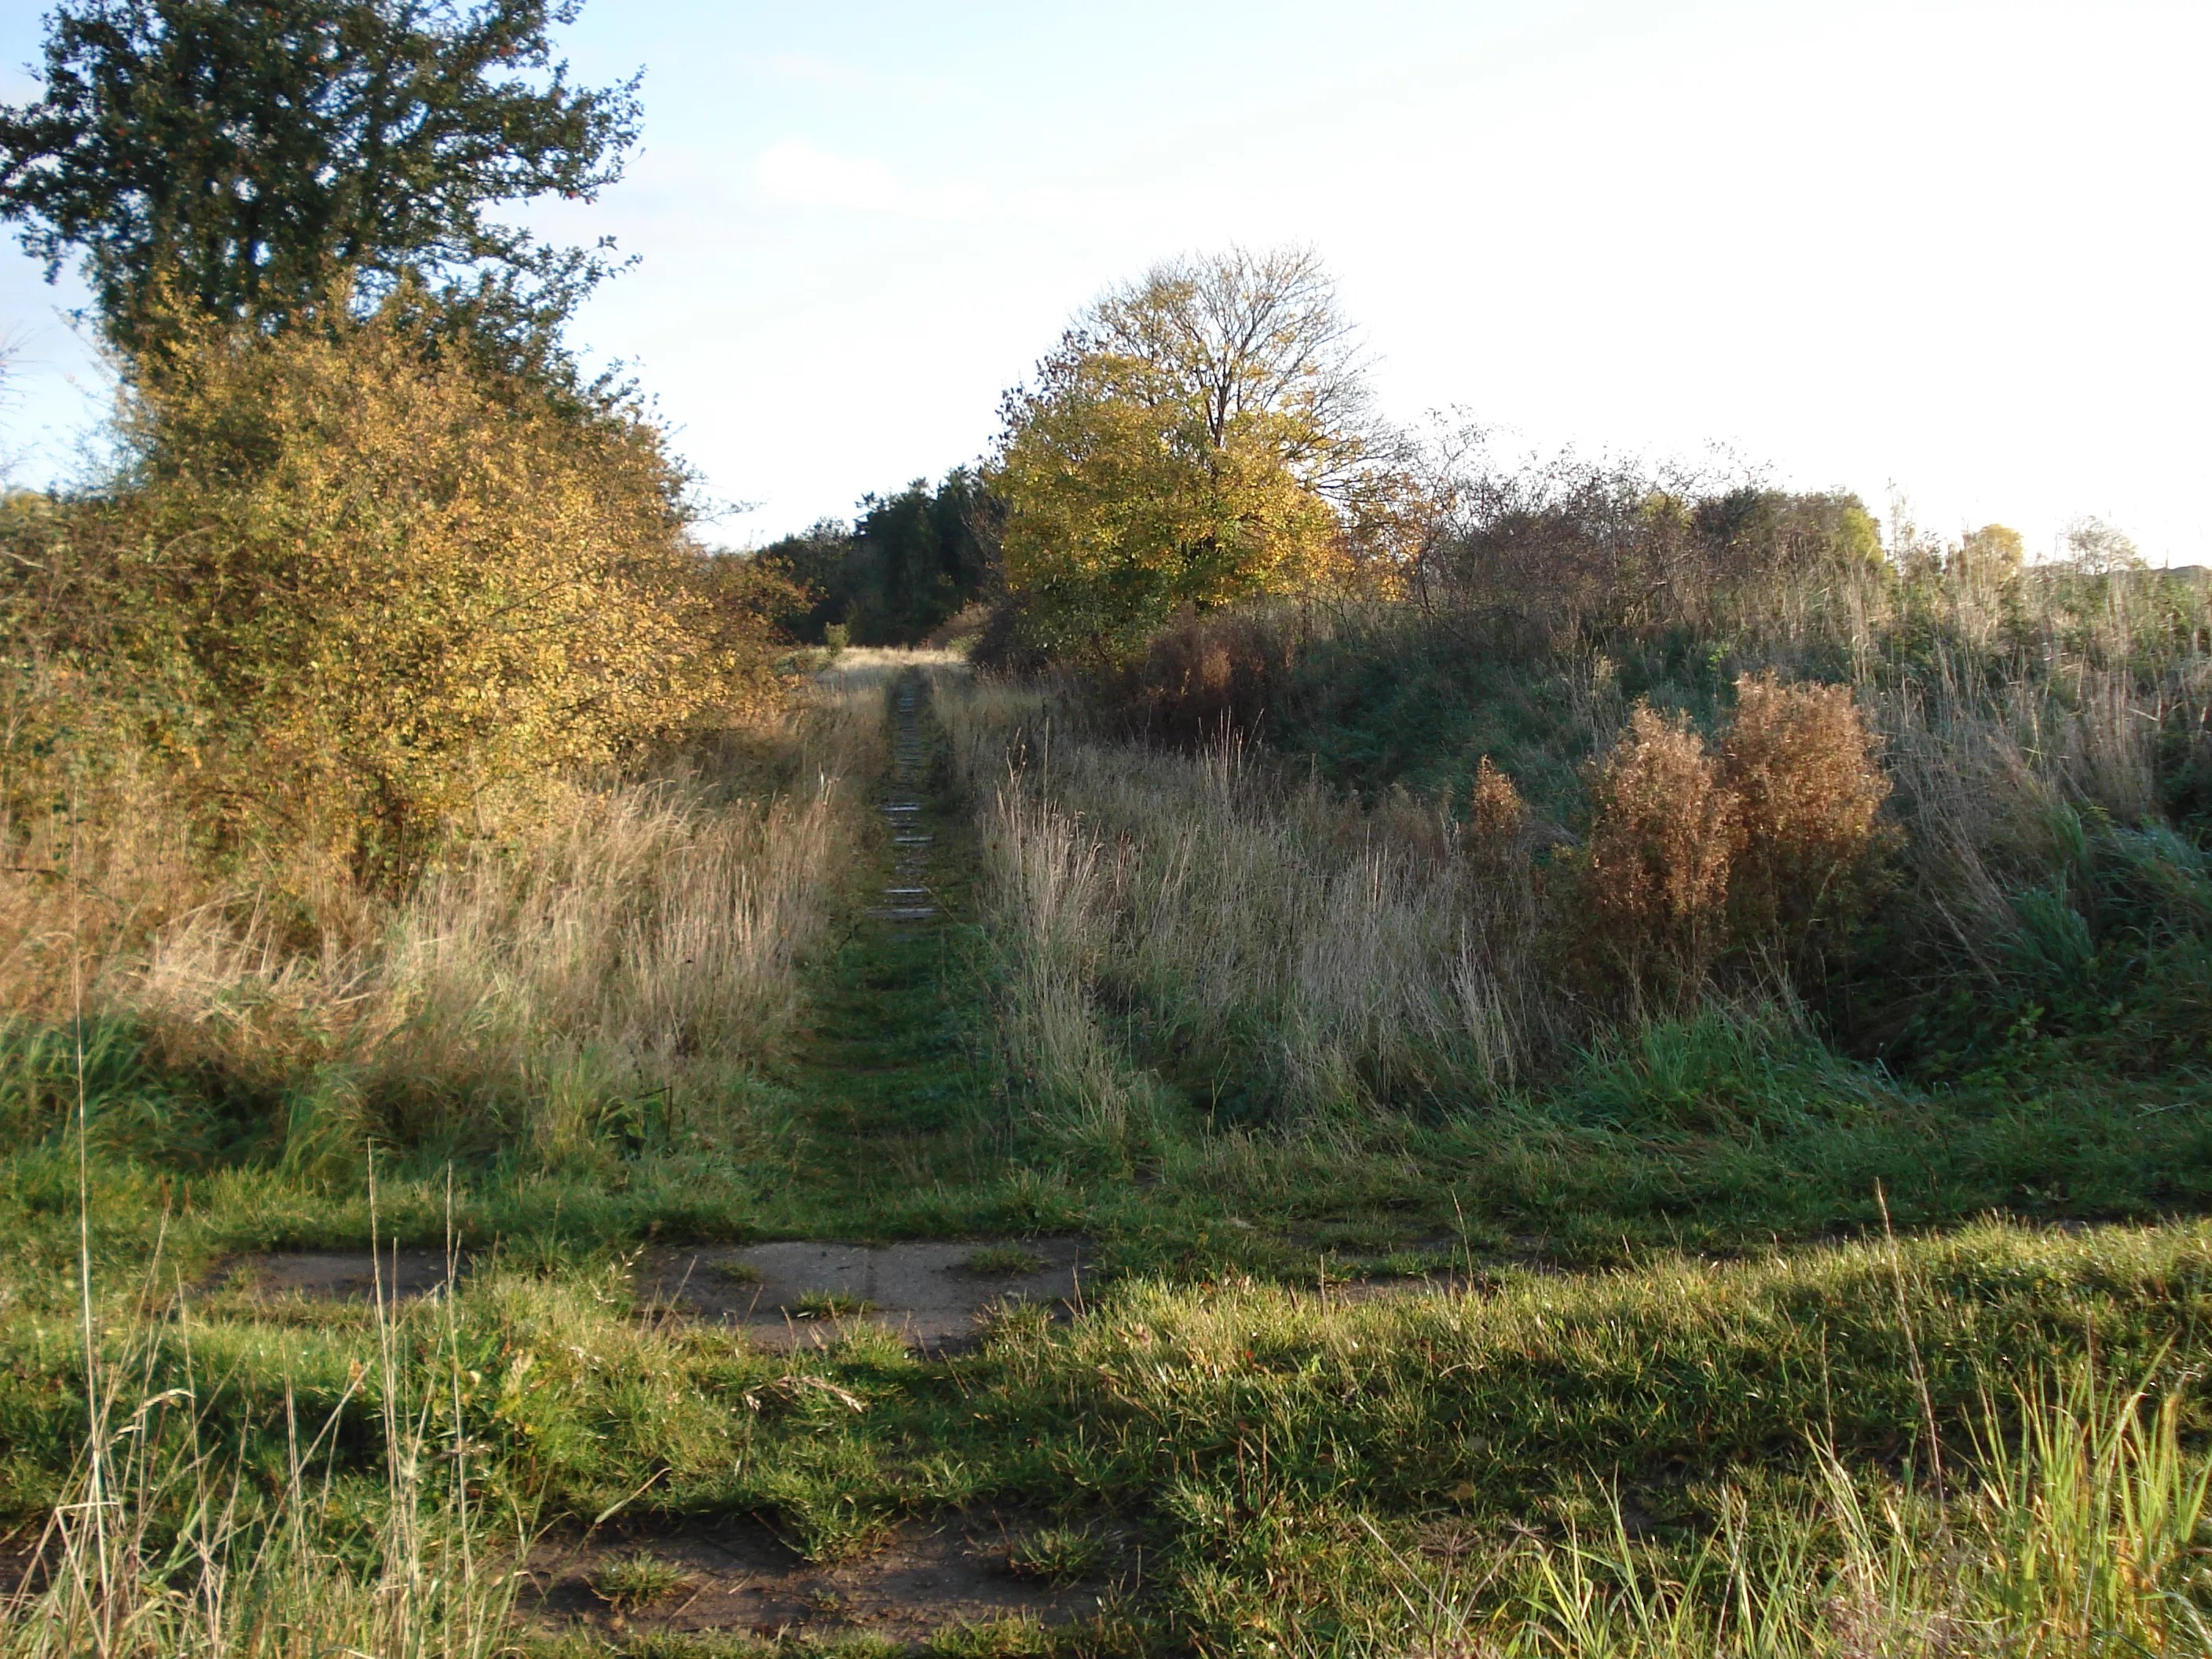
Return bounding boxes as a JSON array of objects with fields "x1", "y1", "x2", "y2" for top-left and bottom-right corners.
[
  {"x1": 109, "y1": 306, "x2": 760, "y2": 878},
  {"x1": 989, "y1": 249, "x2": 1393, "y2": 663}
]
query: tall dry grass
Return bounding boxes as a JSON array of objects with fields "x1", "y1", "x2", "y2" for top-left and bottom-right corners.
[
  {"x1": 1357, "y1": 1367, "x2": 2212, "y2": 1658},
  {"x1": 1873, "y1": 644, "x2": 2212, "y2": 976},
  {"x1": 0, "y1": 667, "x2": 892, "y2": 1163},
  {"x1": 2, "y1": 1207, "x2": 520, "y2": 1659},
  {"x1": 939, "y1": 673, "x2": 1547, "y2": 1127},
  {"x1": 946, "y1": 557, "x2": 2212, "y2": 1123}
]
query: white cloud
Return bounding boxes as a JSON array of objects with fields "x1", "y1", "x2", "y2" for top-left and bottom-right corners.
[{"x1": 753, "y1": 141, "x2": 989, "y2": 218}]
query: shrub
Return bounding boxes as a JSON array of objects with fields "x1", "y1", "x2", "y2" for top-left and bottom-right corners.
[
  {"x1": 1576, "y1": 676, "x2": 1892, "y2": 1001},
  {"x1": 1110, "y1": 609, "x2": 1296, "y2": 747},
  {"x1": 1466, "y1": 756, "x2": 1529, "y2": 866},
  {"x1": 1579, "y1": 705, "x2": 1737, "y2": 995},
  {"x1": 966, "y1": 595, "x2": 1053, "y2": 678},
  {"x1": 100, "y1": 302, "x2": 760, "y2": 882},
  {"x1": 1719, "y1": 672, "x2": 1893, "y2": 968}
]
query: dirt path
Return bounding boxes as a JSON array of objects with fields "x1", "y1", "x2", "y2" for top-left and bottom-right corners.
[
  {"x1": 870, "y1": 672, "x2": 940, "y2": 923},
  {"x1": 645, "y1": 665, "x2": 1085, "y2": 1346},
  {"x1": 218, "y1": 669, "x2": 1087, "y2": 1358}
]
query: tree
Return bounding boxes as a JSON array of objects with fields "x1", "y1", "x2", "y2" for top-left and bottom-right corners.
[
  {"x1": 111, "y1": 302, "x2": 742, "y2": 883},
  {"x1": 848, "y1": 467, "x2": 994, "y2": 643},
  {"x1": 1955, "y1": 522, "x2": 2023, "y2": 586},
  {"x1": 1693, "y1": 488, "x2": 1884, "y2": 577},
  {"x1": 759, "y1": 469, "x2": 997, "y2": 646},
  {"x1": 0, "y1": 0, "x2": 639, "y2": 360},
  {"x1": 2063, "y1": 517, "x2": 2143, "y2": 575},
  {"x1": 988, "y1": 247, "x2": 1393, "y2": 663}
]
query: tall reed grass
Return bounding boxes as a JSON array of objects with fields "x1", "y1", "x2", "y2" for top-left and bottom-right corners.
[{"x1": 938, "y1": 672, "x2": 1546, "y2": 1128}]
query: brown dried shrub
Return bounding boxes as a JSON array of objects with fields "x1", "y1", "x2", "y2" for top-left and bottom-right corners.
[
  {"x1": 1571, "y1": 676, "x2": 1893, "y2": 1002},
  {"x1": 1462, "y1": 756, "x2": 1547, "y2": 988},
  {"x1": 1464, "y1": 756, "x2": 1531, "y2": 884},
  {"x1": 1469, "y1": 756, "x2": 1527, "y2": 844},
  {"x1": 1580, "y1": 706, "x2": 1738, "y2": 994},
  {"x1": 1720, "y1": 672, "x2": 1892, "y2": 958},
  {"x1": 1111, "y1": 610, "x2": 1295, "y2": 749}
]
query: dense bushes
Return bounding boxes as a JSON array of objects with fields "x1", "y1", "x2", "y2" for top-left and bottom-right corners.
[
  {"x1": 0, "y1": 301, "x2": 840, "y2": 1171},
  {"x1": 969, "y1": 455, "x2": 2212, "y2": 1104},
  {"x1": 2, "y1": 305, "x2": 784, "y2": 886}
]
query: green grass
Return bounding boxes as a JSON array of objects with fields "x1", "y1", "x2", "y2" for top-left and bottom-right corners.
[
  {"x1": 590, "y1": 1551, "x2": 695, "y2": 1613},
  {"x1": 961, "y1": 1245, "x2": 1049, "y2": 1276},
  {"x1": 7, "y1": 665, "x2": 2212, "y2": 1654},
  {"x1": 1003, "y1": 1525, "x2": 1111, "y2": 1586},
  {"x1": 7, "y1": 1217, "x2": 2209, "y2": 1652},
  {"x1": 790, "y1": 1287, "x2": 878, "y2": 1320}
]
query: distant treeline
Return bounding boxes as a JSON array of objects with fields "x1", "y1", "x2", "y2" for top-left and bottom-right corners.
[{"x1": 760, "y1": 468, "x2": 999, "y2": 646}]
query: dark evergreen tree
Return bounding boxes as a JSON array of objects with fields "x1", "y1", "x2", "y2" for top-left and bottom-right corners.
[{"x1": 760, "y1": 469, "x2": 997, "y2": 646}]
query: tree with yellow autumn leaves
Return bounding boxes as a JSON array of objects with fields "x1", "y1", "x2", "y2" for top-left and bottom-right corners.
[
  {"x1": 109, "y1": 302, "x2": 777, "y2": 883},
  {"x1": 0, "y1": 2, "x2": 793, "y2": 891},
  {"x1": 988, "y1": 247, "x2": 1413, "y2": 663}
]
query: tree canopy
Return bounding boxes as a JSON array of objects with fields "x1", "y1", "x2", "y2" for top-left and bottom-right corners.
[
  {"x1": 87, "y1": 302, "x2": 745, "y2": 881},
  {"x1": 0, "y1": 0, "x2": 639, "y2": 358},
  {"x1": 763, "y1": 469, "x2": 996, "y2": 647},
  {"x1": 989, "y1": 247, "x2": 1394, "y2": 663}
]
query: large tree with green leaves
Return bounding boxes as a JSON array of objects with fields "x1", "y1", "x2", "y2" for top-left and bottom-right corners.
[{"x1": 0, "y1": 0, "x2": 638, "y2": 358}]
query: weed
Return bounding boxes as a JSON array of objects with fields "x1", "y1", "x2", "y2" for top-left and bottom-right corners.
[
  {"x1": 1579, "y1": 703, "x2": 1738, "y2": 995},
  {"x1": 926, "y1": 1614, "x2": 1057, "y2": 1658},
  {"x1": 791, "y1": 1288, "x2": 878, "y2": 1320},
  {"x1": 1368, "y1": 1249, "x2": 1452, "y2": 1279},
  {"x1": 1003, "y1": 1525, "x2": 1109, "y2": 1586},
  {"x1": 589, "y1": 1551, "x2": 694, "y2": 1613}
]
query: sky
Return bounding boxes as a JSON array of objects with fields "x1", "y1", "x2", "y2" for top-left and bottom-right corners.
[{"x1": 0, "y1": 0, "x2": 2206, "y2": 560}]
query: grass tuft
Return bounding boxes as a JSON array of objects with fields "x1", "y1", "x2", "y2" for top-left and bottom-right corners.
[
  {"x1": 588, "y1": 1551, "x2": 694, "y2": 1613},
  {"x1": 1002, "y1": 1525, "x2": 1109, "y2": 1587},
  {"x1": 790, "y1": 1288, "x2": 877, "y2": 1320}
]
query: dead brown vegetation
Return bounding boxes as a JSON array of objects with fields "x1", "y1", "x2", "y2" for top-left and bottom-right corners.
[
  {"x1": 1108, "y1": 609, "x2": 1301, "y2": 748},
  {"x1": 1569, "y1": 676, "x2": 1892, "y2": 1002}
]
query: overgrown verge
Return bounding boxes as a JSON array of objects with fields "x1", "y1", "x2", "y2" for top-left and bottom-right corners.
[
  {"x1": 0, "y1": 305, "x2": 864, "y2": 1194},
  {"x1": 967, "y1": 474, "x2": 2212, "y2": 1114}
]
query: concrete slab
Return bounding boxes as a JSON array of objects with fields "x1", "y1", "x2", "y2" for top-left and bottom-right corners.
[
  {"x1": 640, "y1": 1238, "x2": 1085, "y2": 1353},
  {"x1": 217, "y1": 1249, "x2": 465, "y2": 1303}
]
